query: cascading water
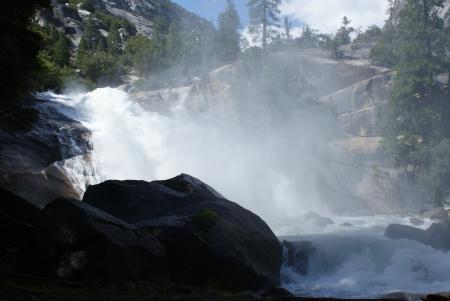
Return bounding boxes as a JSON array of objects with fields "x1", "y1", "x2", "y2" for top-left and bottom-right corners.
[{"x1": 42, "y1": 87, "x2": 450, "y2": 298}]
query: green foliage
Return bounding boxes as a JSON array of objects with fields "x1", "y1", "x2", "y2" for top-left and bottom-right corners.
[
  {"x1": 418, "y1": 139, "x2": 450, "y2": 203},
  {"x1": 125, "y1": 35, "x2": 156, "y2": 76},
  {"x1": 369, "y1": 23, "x2": 398, "y2": 68},
  {"x1": 190, "y1": 208, "x2": 219, "y2": 229},
  {"x1": 354, "y1": 25, "x2": 382, "y2": 43},
  {"x1": 247, "y1": 0, "x2": 281, "y2": 50},
  {"x1": 77, "y1": 51, "x2": 125, "y2": 86},
  {"x1": 216, "y1": 0, "x2": 241, "y2": 63},
  {"x1": 334, "y1": 16, "x2": 355, "y2": 47},
  {"x1": 294, "y1": 25, "x2": 319, "y2": 49},
  {"x1": 382, "y1": 0, "x2": 450, "y2": 203},
  {"x1": 53, "y1": 31, "x2": 71, "y2": 67}
]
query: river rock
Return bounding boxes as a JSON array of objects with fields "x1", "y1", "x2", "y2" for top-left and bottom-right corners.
[
  {"x1": 0, "y1": 98, "x2": 93, "y2": 207},
  {"x1": 82, "y1": 174, "x2": 282, "y2": 290},
  {"x1": 0, "y1": 187, "x2": 41, "y2": 274},
  {"x1": 37, "y1": 198, "x2": 168, "y2": 282},
  {"x1": 385, "y1": 222, "x2": 450, "y2": 251}
]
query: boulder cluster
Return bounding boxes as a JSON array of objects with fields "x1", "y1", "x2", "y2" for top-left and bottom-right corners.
[{"x1": 0, "y1": 174, "x2": 282, "y2": 291}]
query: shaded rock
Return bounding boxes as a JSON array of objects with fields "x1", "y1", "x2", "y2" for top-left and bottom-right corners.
[
  {"x1": 385, "y1": 222, "x2": 450, "y2": 251},
  {"x1": 282, "y1": 240, "x2": 316, "y2": 275},
  {"x1": 0, "y1": 187, "x2": 41, "y2": 275},
  {"x1": 338, "y1": 42, "x2": 377, "y2": 60},
  {"x1": 0, "y1": 98, "x2": 93, "y2": 207},
  {"x1": 83, "y1": 174, "x2": 282, "y2": 290},
  {"x1": 37, "y1": 198, "x2": 168, "y2": 282},
  {"x1": 385, "y1": 224, "x2": 428, "y2": 244},
  {"x1": 321, "y1": 72, "x2": 392, "y2": 137}
]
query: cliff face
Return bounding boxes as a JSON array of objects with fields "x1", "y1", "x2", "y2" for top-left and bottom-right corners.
[{"x1": 41, "y1": 0, "x2": 215, "y2": 47}]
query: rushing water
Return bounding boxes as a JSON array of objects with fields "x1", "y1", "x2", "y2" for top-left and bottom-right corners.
[{"x1": 41, "y1": 88, "x2": 450, "y2": 298}]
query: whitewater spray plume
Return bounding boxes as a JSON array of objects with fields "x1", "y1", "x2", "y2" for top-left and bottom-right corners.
[{"x1": 55, "y1": 82, "x2": 337, "y2": 228}]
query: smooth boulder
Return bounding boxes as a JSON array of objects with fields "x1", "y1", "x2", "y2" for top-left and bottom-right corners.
[
  {"x1": 0, "y1": 187, "x2": 42, "y2": 274},
  {"x1": 385, "y1": 222, "x2": 450, "y2": 251},
  {"x1": 37, "y1": 198, "x2": 168, "y2": 281},
  {"x1": 83, "y1": 174, "x2": 283, "y2": 290}
]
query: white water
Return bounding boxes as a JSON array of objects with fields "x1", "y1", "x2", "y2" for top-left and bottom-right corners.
[
  {"x1": 46, "y1": 87, "x2": 333, "y2": 223},
  {"x1": 42, "y1": 87, "x2": 450, "y2": 298}
]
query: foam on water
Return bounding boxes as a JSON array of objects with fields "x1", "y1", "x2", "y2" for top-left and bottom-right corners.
[{"x1": 281, "y1": 232, "x2": 450, "y2": 298}]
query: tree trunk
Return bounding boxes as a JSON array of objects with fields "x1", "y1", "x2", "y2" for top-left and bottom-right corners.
[{"x1": 262, "y1": 0, "x2": 267, "y2": 51}]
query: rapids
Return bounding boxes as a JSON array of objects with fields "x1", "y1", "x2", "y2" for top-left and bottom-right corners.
[{"x1": 40, "y1": 87, "x2": 450, "y2": 298}]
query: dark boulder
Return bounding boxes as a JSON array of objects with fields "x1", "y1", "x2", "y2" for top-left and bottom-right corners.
[
  {"x1": 0, "y1": 187, "x2": 41, "y2": 274},
  {"x1": 37, "y1": 198, "x2": 168, "y2": 282},
  {"x1": 385, "y1": 223, "x2": 450, "y2": 251},
  {"x1": 83, "y1": 174, "x2": 283, "y2": 290}
]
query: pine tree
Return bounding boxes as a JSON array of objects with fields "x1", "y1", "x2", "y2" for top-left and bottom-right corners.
[
  {"x1": 53, "y1": 31, "x2": 70, "y2": 67},
  {"x1": 334, "y1": 16, "x2": 354, "y2": 47},
  {"x1": 247, "y1": 0, "x2": 281, "y2": 51},
  {"x1": 284, "y1": 16, "x2": 291, "y2": 43},
  {"x1": 216, "y1": 0, "x2": 241, "y2": 63},
  {"x1": 382, "y1": 0, "x2": 449, "y2": 190},
  {"x1": 107, "y1": 21, "x2": 122, "y2": 55}
]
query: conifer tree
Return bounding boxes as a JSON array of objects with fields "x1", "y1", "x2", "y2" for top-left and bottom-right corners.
[
  {"x1": 53, "y1": 31, "x2": 70, "y2": 67},
  {"x1": 382, "y1": 0, "x2": 449, "y2": 189},
  {"x1": 247, "y1": 0, "x2": 281, "y2": 51},
  {"x1": 216, "y1": 0, "x2": 241, "y2": 63}
]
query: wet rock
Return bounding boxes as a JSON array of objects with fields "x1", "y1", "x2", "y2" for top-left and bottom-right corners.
[
  {"x1": 0, "y1": 98, "x2": 93, "y2": 207},
  {"x1": 82, "y1": 174, "x2": 283, "y2": 290},
  {"x1": 282, "y1": 240, "x2": 316, "y2": 275},
  {"x1": 385, "y1": 222, "x2": 450, "y2": 251},
  {"x1": 0, "y1": 187, "x2": 41, "y2": 275},
  {"x1": 37, "y1": 198, "x2": 168, "y2": 282}
]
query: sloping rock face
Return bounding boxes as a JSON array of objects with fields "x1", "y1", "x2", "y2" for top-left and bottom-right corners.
[
  {"x1": 83, "y1": 174, "x2": 283, "y2": 290},
  {"x1": 41, "y1": 0, "x2": 215, "y2": 47},
  {"x1": 0, "y1": 98, "x2": 96, "y2": 207},
  {"x1": 185, "y1": 50, "x2": 429, "y2": 215}
]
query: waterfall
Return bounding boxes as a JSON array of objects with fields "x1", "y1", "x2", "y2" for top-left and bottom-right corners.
[
  {"x1": 46, "y1": 86, "x2": 334, "y2": 226},
  {"x1": 43, "y1": 87, "x2": 450, "y2": 298}
]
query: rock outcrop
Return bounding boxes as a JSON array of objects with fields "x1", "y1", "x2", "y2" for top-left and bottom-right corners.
[
  {"x1": 41, "y1": 0, "x2": 215, "y2": 48},
  {"x1": 83, "y1": 174, "x2": 283, "y2": 289},
  {"x1": 385, "y1": 222, "x2": 450, "y2": 251},
  {"x1": 0, "y1": 97, "x2": 97, "y2": 207},
  {"x1": 1, "y1": 175, "x2": 282, "y2": 291}
]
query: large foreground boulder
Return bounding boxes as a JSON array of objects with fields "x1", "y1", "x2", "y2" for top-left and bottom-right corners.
[
  {"x1": 0, "y1": 187, "x2": 41, "y2": 274},
  {"x1": 385, "y1": 222, "x2": 450, "y2": 251},
  {"x1": 37, "y1": 198, "x2": 168, "y2": 281},
  {"x1": 83, "y1": 174, "x2": 283, "y2": 290}
]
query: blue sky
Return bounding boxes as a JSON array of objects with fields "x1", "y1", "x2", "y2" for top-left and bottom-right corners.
[
  {"x1": 172, "y1": 0, "x2": 249, "y2": 27},
  {"x1": 172, "y1": 0, "x2": 389, "y2": 34}
]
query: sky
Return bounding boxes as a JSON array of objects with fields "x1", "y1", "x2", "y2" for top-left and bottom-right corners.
[{"x1": 172, "y1": 0, "x2": 390, "y2": 35}]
